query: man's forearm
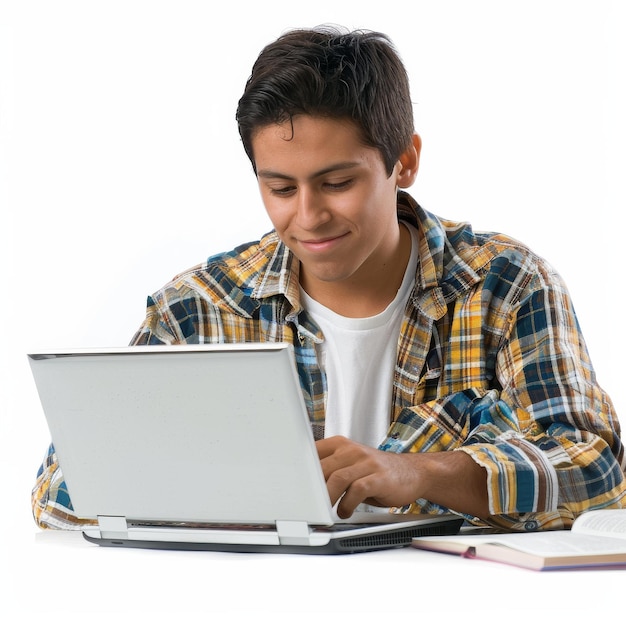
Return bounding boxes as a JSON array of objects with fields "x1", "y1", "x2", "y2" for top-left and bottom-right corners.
[{"x1": 410, "y1": 449, "x2": 490, "y2": 519}]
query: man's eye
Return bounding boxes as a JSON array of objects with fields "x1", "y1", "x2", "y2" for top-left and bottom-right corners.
[
  {"x1": 270, "y1": 186, "x2": 296, "y2": 196},
  {"x1": 325, "y1": 179, "x2": 353, "y2": 190}
]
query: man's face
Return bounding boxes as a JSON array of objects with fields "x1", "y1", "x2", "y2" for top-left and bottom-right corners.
[{"x1": 252, "y1": 115, "x2": 414, "y2": 301}]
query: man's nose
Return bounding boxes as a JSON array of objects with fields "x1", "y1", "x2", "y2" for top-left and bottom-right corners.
[{"x1": 294, "y1": 188, "x2": 331, "y2": 230}]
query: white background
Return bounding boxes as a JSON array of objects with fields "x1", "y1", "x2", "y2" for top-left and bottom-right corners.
[{"x1": 1, "y1": 0, "x2": 625, "y2": 620}]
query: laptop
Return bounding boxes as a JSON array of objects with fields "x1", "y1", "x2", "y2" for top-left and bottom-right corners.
[{"x1": 28, "y1": 343, "x2": 463, "y2": 554}]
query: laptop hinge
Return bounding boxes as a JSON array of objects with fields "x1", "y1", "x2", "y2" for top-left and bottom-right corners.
[
  {"x1": 276, "y1": 520, "x2": 311, "y2": 546},
  {"x1": 97, "y1": 515, "x2": 129, "y2": 540}
]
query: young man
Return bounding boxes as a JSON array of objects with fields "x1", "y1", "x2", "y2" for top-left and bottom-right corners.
[{"x1": 33, "y1": 27, "x2": 625, "y2": 531}]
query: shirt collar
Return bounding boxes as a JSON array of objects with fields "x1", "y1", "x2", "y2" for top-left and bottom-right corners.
[
  {"x1": 399, "y1": 191, "x2": 483, "y2": 307},
  {"x1": 251, "y1": 231, "x2": 302, "y2": 310}
]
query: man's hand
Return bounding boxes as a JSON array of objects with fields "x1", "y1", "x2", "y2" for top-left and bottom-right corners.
[
  {"x1": 316, "y1": 436, "x2": 424, "y2": 518},
  {"x1": 316, "y1": 435, "x2": 490, "y2": 519}
]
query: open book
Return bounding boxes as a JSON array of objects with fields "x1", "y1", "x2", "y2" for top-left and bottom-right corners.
[{"x1": 411, "y1": 509, "x2": 626, "y2": 571}]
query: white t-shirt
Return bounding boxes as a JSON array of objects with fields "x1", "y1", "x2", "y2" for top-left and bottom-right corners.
[{"x1": 300, "y1": 223, "x2": 419, "y2": 447}]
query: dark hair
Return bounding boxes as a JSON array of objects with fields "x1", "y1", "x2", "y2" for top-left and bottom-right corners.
[{"x1": 236, "y1": 26, "x2": 415, "y2": 176}]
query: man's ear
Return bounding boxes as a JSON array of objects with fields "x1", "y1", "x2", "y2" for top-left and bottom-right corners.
[{"x1": 396, "y1": 134, "x2": 422, "y2": 188}]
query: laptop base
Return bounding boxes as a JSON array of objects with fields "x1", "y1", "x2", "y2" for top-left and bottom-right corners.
[{"x1": 83, "y1": 517, "x2": 464, "y2": 555}]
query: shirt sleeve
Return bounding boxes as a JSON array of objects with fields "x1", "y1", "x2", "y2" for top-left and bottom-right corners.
[
  {"x1": 130, "y1": 294, "x2": 182, "y2": 345},
  {"x1": 381, "y1": 270, "x2": 626, "y2": 531},
  {"x1": 31, "y1": 444, "x2": 97, "y2": 530}
]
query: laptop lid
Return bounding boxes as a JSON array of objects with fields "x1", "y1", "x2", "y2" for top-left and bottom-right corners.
[{"x1": 29, "y1": 343, "x2": 337, "y2": 526}]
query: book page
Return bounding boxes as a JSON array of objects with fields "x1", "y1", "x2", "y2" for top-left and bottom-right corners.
[
  {"x1": 572, "y1": 510, "x2": 626, "y2": 538},
  {"x1": 414, "y1": 528, "x2": 626, "y2": 558},
  {"x1": 481, "y1": 530, "x2": 626, "y2": 557}
]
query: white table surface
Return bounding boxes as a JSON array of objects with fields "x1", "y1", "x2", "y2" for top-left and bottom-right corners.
[{"x1": 5, "y1": 527, "x2": 624, "y2": 625}]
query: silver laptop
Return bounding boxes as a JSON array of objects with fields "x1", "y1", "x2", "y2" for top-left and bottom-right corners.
[{"x1": 28, "y1": 343, "x2": 462, "y2": 554}]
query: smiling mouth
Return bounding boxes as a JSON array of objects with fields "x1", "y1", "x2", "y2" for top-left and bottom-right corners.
[
  {"x1": 300, "y1": 232, "x2": 349, "y2": 244},
  {"x1": 298, "y1": 233, "x2": 349, "y2": 251},
  {"x1": 302, "y1": 235, "x2": 342, "y2": 244}
]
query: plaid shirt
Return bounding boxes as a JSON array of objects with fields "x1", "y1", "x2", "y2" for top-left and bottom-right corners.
[{"x1": 32, "y1": 191, "x2": 626, "y2": 531}]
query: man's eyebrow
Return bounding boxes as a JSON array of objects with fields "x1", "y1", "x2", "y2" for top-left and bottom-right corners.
[{"x1": 256, "y1": 161, "x2": 362, "y2": 180}]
